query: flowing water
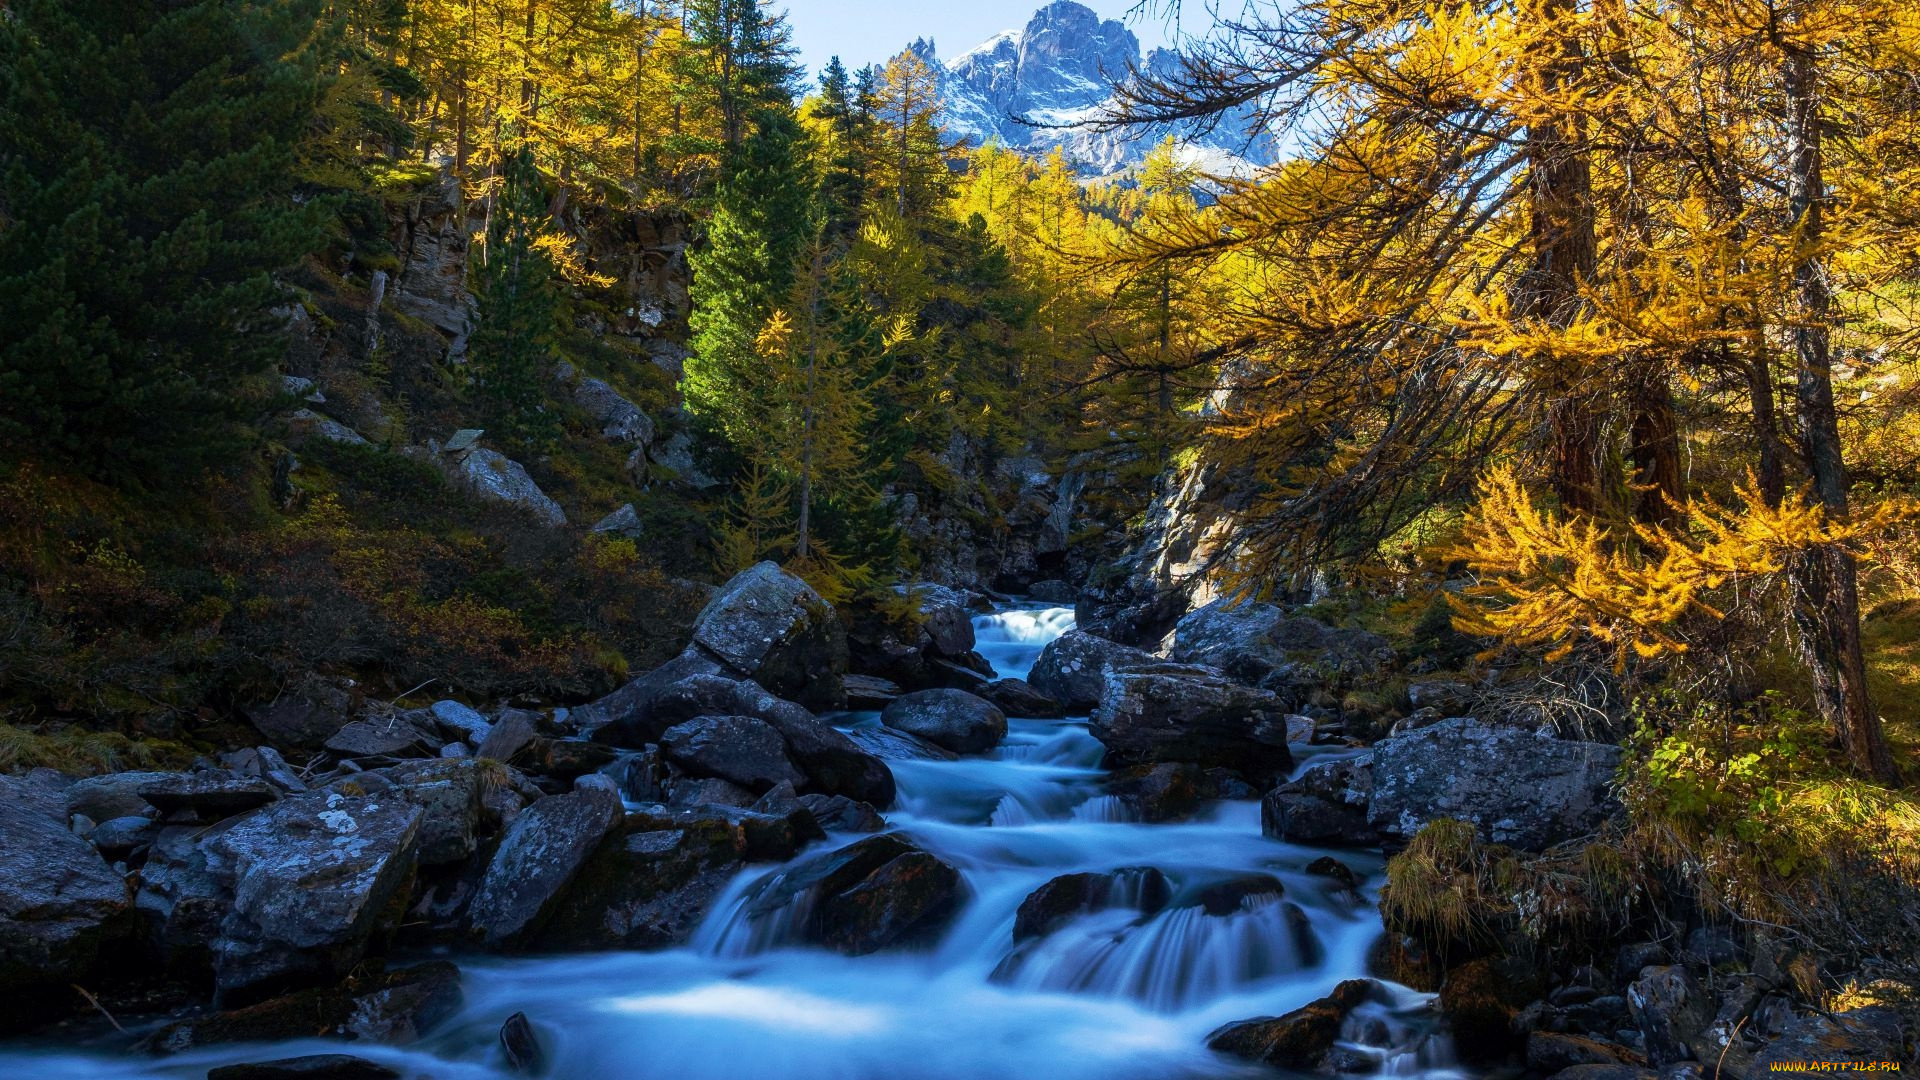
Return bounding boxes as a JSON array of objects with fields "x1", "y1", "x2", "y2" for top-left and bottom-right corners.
[{"x1": 2, "y1": 605, "x2": 1462, "y2": 1080}]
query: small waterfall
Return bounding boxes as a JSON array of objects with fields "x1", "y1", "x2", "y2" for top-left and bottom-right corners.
[{"x1": 992, "y1": 895, "x2": 1323, "y2": 1012}]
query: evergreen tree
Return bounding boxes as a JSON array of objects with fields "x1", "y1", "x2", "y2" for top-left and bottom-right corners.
[
  {"x1": 677, "y1": 0, "x2": 801, "y2": 151},
  {"x1": 808, "y1": 57, "x2": 879, "y2": 241},
  {"x1": 868, "y1": 49, "x2": 949, "y2": 218},
  {"x1": 468, "y1": 144, "x2": 562, "y2": 450},
  {"x1": 685, "y1": 108, "x2": 817, "y2": 440},
  {"x1": 0, "y1": 0, "x2": 332, "y2": 482}
]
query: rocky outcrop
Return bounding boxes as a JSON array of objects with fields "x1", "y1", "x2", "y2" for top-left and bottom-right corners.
[
  {"x1": 150, "y1": 961, "x2": 462, "y2": 1053},
  {"x1": 976, "y1": 678, "x2": 1066, "y2": 718},
  {"x1": 690, "y1": 561, "x2": 848, "y2": 709},
  {"x1": 247, "y1": 674, "x2": 366, "y2": 751},
  {"x1": 591, "y1": 503, "x2": 644, "y2": 539},
  {"x1": 1089, "y1": 664, "x2": 1295, "y2": 781},
  {"x1": 880, "y1": 689, "x2": 1008, "y2": 754},
  {"x1": 391, "y1": 169, "x2": 477, "y2": 357},
  {"x1": 1368, "y1": 718, "x2": 1622, "y2": 851},
  {"x1": 1026, "y1": 629, "x2": 1155, "y2": 711}
]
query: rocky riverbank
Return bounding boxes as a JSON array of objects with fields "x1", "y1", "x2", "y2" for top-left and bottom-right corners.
[{"x1": 2, "y1": 571, "x2": 1911, "y2": 1077}]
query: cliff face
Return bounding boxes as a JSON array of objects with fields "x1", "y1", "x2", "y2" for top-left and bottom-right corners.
[{"x1": 928, "y1": 1, "x2": 1275, "y2": 176}]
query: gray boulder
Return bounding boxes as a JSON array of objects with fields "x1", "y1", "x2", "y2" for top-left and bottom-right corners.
[
  {"x1": 1089, "y1": 664, "x2": 1295, "y2": 781},
  {"x1": 449, "y1": 447, "x2": 566, "y2": 527},
  {"x1": 1027, "y1": 630, "x2": 1155, "y2": 711},
  {"x1": 690, "y1": 561, "x2": 848, "y2": 709},
  {"x1": 326, "y1": 717, "x2": 433, "y2": 759},
  {"x1": 468, "y1": 779, "x2": 623, "y2": 946},
  {"x1": 881, "y1": 689, "x2": 1008, "y2": 755},
  {"x1": 0, "y1": 784, "x2": 133, "y2": 1018},
  {"x1": 174, "y1": 790, "x2": 425, "y2": 1005},
  {"x1": 139, "y1": 772, "x2": 281, "y2": 822},
  {"x1": 425, "y1": 700, "x2": 490, "y2": 744},
  {"x1": 247, "y1": 675, "x2": 363, "y2": 751},
  {"x1": 286, "y1": 409, "x2": 369, "y2": 447},
  {"x1": 1172, "y1": 599, "x2": 1394, "y2": 684},
  {"x1": 739, "y1": 833, "x2": 965, "y2": 955},
  {"x1": 590, "y1": 503, "x2": 644, "y2": 540},
  {"x1": 573, "y1": 377, "x2": 654, "y2": 445},
  {"x1": 1368, "y1": 718, "x2": 1622, "y2": 851},
  {"x1": 65, "y1": 770, "x2": 174, "y2": 823},
  {"x1": 977, "y1": 678, "x2": 1066, "y2": 719},
  {"x1": 661, "y1": 715, "x2": 806, "y2": 792}
]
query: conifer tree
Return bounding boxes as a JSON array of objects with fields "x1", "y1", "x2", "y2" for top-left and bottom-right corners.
[
  {"x1": 0, "y1": 0, "x2": 332, "y2": 482},
  {"x1": 468, "y1": 144, "x2": 563, "y2": 450},
  {"x1": 685, "y1": 108, "x2": 817, "y2": 439}
]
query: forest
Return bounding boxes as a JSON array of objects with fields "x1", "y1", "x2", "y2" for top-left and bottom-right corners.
[{"x1": 0, "y1": 0, "x2": 1915, "y2": 1077}]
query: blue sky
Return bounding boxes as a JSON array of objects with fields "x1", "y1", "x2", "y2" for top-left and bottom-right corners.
[{"x1": 776, "y1": 1, "x2": 1204, "y2": 86}]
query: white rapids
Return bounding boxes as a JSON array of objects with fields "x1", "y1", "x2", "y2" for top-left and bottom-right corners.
[{"x1": 0, "y1": 604, "x2": 1463, "y2": 1080}]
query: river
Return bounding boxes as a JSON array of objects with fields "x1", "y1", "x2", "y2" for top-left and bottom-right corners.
[{"x1": 0, "y1": 605, "x2": 1461, "y2": 1079}]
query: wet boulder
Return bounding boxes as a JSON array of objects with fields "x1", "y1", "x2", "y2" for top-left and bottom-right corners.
[
  {"x1": 1262, "y1": 755, "x2": 1376, "y2": 846},
  {"x1": 795, "y1": 794, "x2": 886, "y2": 833},
  {"x1": 1191, "y1": 873, "x2": 1287, "y2": 915},
  {"x1": 1208, "y1": 979, "x2": 1377, "y2": 1069},
  {"x1": 1527, "y1": 1032, "x2": 1646, "y2": 1072},
  {"x1": 690, "y1": 561, "x2": 848, "y2": 710},
  {"x1": 208, "y1": 1056, "x2": 401, "y2": 1080},
  {"x1": 741, "y1": 833, "x2": 966, "y2": 955},
  {"x1": 898, "y1": 582, "x2": 978, "y2": 658},
  {"x1": 202, "y1": 790, "x2": 425, "y2": 1005},
  {"x1": 1027, "y1": 630, "x2": 1155, "y2": 711},
  {"x1": 846, "y1": 724, "x2": 958, "y2": 763},
  {"x1": 1368, "y1": 718, "x2": 1621, "y2": 851},
  {"x1": 1090, "y1": 665, "x2": 1295, "y2": 782},
  {"x1": 660, "y1": 714, "x2": 806, "y2": 793},
  {"x1": 571, "y1": 649, "x2": 728, "y2": 747},
  {"x1": 534, "y1": 804, "x2": 816, "y2": 951},
  {"x1": 1013, "y1": 868, "x2": 1171, "y2": 941},
  {"x1": 976, "y1": 678, "x2": 1066, "y2": 719},
  {"x1": 468, "y1": 778, "x2": 623, "y2": 947},
  {"x1": 0, "y1": 783, "x2": 134, "y2": 1028},
  {"x1": 1105, "y1": 762, "x2": 1208, "y2": 823},
  {"x1": 64, "y1": 770, "x2": 175, "y2": 823},
  {"x1": 638, "y1": 674, "x2": 895, "y2": 807},
  {"x1": 881, "y1": 689, "x2": 1008, "y2": 755}
]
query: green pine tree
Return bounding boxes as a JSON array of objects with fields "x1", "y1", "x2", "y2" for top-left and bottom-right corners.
[
  {"x1": 685, "y1": 108, "x2": 818, "y2": 441},
  {"x1": 0, "y1": 0, "x2": 333, "y2": 483},
  {"x1": 468, "y1": 144, "x2": 562, "y2": 451}
]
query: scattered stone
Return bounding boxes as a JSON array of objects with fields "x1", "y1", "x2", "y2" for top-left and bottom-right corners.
[
  {"x1": 287, "y1": 409, "x2": 370, "y2": 447},
  {"x1": 881, "y1": 689, "x2": 1008, "y2": 755},
  {"x1": 476, "y1": 710, "x2": 539, "y2": 763},
  {"x1": 1444, "y1": 955, "x2": 1544, "y2": 1064},
  {"x1": 845, "y1": 724, "x2": 958, "y2": 762},
  {"x1": 500, "y1": 1011, "x2": 545, "y2": 1075},
  {"x1": 64, "y1": 770, "x2": 175, "y2": 822},
  {"x1": 844, "y1": 674, "x2": 902, "y2": 709},
  {"x1": 1105, "y1": 762, "x2": 1207, "y2": 823},
  {"x1": 222, "y1": 747, "x2": 310, "y2": 794},
  {"x1": 375, "y1": 759, "x2": 486, "y2": 866},
  {"x1": 1750, "y1": 1007, "x2": 1906, "y2": 1074},
  {"x1": 1369, "y1": 718, "x2": 1622, "y2": 851},
  {"x1": 1529, "y1": 1032, "x2": 1646, "y2": 1072},
  {"x1": 151, "y1": 961, "x2": 462, "y2": 1052},
  {"x1": 138, "y1": 773, "x2": 280, "y2": 822},
  {"x1": 427, "y1": 700, "x2": 491, "y2": 744},
  {"x1": 469, "y1": 781, "x2": 623, "y2": 946},
  {"x1": 521, "y1": 737, "x2": 619, "y2": 781},
  {"x1": 898, "y1": 583, "x2": 976, "y2": 658},
  {"x1": 1172, "y1": 600, "x2": 1393, "y2": 685},
  {"x1": 1627, "y1": 966, "x2": 1711, "y2": 1068},
  {"x1": 325, "y1": 719, "x2": 430, "y2": 760},
  {"x1": 590, "y1": 503, "x2": 645, "y2": 540},
  {"x1": 91, "y1": 815, "x2": 159, "y2": 859},
  {"x1": 1014, "y1": 868, "x2": 1171, "y2": 941}
]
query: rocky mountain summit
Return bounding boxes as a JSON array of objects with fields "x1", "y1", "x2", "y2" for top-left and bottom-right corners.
[{"x1": 919, "y1": 1, "x2": 1276, "y2": 175}]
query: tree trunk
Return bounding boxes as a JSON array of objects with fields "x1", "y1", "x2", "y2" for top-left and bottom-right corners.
[
  {"x1": 1628, "y1": 376, "x2": 1684, "y2": 528},
  {"x1": 1526, "y1": 0, "x2": 1603, "y2": 516},
  {"x1": 1782, "y1": 42, "x2": 1899, "y2": 783}
]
